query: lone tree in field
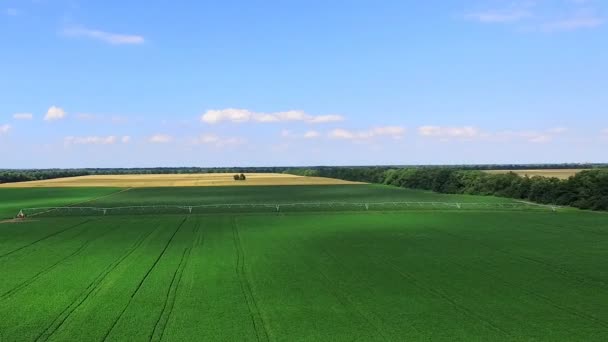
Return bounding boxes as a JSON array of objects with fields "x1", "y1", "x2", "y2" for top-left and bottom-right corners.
[{"x1": 234, "y1": 174, "x2": 246, "y2": 181}]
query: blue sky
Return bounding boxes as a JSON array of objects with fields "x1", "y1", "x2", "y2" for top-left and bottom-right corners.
[{"x1": 1, "y1": 0, "x2": 607, "y2": 168}]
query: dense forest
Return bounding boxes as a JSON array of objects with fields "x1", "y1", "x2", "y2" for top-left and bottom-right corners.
[{"x1": 287, "y1": 167, "x2": 608, "y2": 211}]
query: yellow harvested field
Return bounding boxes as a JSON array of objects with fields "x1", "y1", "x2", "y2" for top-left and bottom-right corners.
[
  {"x1": 0, "y1": 173, "x2": 362, "y2": 188},
  {"x1": 484, "y1": 169, "x2": 586, "y2": 179}
]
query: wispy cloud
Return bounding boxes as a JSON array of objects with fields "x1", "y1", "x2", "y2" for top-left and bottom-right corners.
[
  {"x1": 303, "y1": 130, "x2": 321, "y2": 139},
  {"x1": 280, "y1": 129, "x2": 321, "y2": 139},
  {"x1": 44, "y1": 106, "x2": 67, "y2": 121},
  {"x1": 418, "y1": 126, "x2": 480, "y2": 139},
  {"x1": 191, "y1": 134, "x2": 245, "y2": 147},
  {"x1": 329, "y1": 126, "x2": 405, "y2": 141},
  {"x1": 201, "y1": 108, "x2": 344, "y2": 124},
  {"x1": 418, "y1": 126, "x2": 567, "y2": 144},
  {"x1": 0, "y1": 124, "x2": 11, "y2": 135},
  {"x1": 466, "y1": 10, "x2": 531, "y2": 23},
  {"x1": 543, "y1": 14, "x2": 604, "y2": 31},
  {"x1": 75, "y1": 113, "x2": 98, "y2": 121},
  {"x1": 148, "y1": 134, "x2": 173, "y2": 143},
  {"x1": 64, "y1": 135, "x2": 129, "y2": 146},
  {"x1": 464, "y1": 1, "x2": 604, "y2": 32},
  {"x1": 5, "y1": 8, "x2": 19, "y2": 16},
  {"x1": 13, "y1": 113, "x2": 33, "y2": 120},
  {"x1": 62, "y1": 27, "x2": 145, "y2": 45}
]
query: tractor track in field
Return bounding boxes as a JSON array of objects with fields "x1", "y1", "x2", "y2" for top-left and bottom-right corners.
[
  {"x1": 150, "y1": 221, "x2": 201, "y2": 342},
  {"x1": 383, "y1": 258, "x2": 514, "y2": 338},
  {"x1": 314, "y1": 250, "x2": 389, "y2": 341},
  {"x1": 102, "y1": 217, "x2": 187, "y2": 342},
  {"x1": 528, "y1": 216, "x2": 608, "y2": 237},
  {"x1": 446, "y1": 252, "x2": 608, "y2": 330},
  {"x1": 435, "y1": 227, "x2": 608, "y2": 289},
  {"x1": 318, "y1": 245, "x2": 400, "y2": 341},
  {"x1": 0, "y1": 219, "x2": 92, "y2": 259},
  {"x1": 150, "y1": 247, "x2": 192, "y2": 342},
  {"x1": 0, "y1": 223, "x2": 117, "y2": 301},
  {"x1": 232, "y1": 219, "x2": 270, "y2": 342},
  {"x1": 422, "y1": 226, "x2": 608, "y2": 329},
  {"x1": 35, "y1": 222, "x2": 160, "y2": 342}
]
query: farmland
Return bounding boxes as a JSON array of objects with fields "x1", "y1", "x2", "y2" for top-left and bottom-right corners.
[
  {"x1": 484, "y1": 169, "x2": 586, "y2": 179},
  {"x1": 1, "y1": 180, "x2": 608, "y2": 341},
  {"x1": 0, "y1": 187, "x2": 122, "y2": 219},
  {"x1": 0, "y1": 173, "x2": 360, "y2": 188}
]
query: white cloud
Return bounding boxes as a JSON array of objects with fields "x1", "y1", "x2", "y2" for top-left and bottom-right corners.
[
  {"x1": 192, "y1": 134, "x2": 245, "y2": 147},
  {"x1": 121, "y1": 136, "x2": 131, "y2": 143},
  {"x1": 63, "y1": 27, "x2": 145, "y2": 45},
  {"x1": 329, "y1": 128, "x2": 355, "y2": 140},
  {"x1": 0, "y1": 124, "x2": 11, "y2": 135},
  {"x1": 329, "y1": 126, "x2": 405, "y2": 140},
  {"x1": 13, "y1": 113, "x2": 33, "y2": 120},
  {"x1": 202, "y1": 109, "x2": 252, "y2": 124},
  {"x1": 44, "y1": 106, "x2": 67, "y2": 121},
  {"x1": 201, "y1": 108, "x2": 344, "y2": 124},
  {"x1": 64, "y1": 135, "x2": 123, "y2": 145},
  {"x1": 148, "y1": 134, "x2": 173, "y2": 143}
]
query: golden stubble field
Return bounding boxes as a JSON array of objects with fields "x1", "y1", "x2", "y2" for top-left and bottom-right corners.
[
  {"x1": 484, "y1": 169, "x2": 586, "y2": 179},
  {"x1": 0, "y1": 173, "x2": 362, "y2": 188}
]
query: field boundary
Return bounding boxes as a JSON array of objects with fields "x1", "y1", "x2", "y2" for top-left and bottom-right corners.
[{"x1": 16, "y1": 201, "x2": 561, "y2": 217}]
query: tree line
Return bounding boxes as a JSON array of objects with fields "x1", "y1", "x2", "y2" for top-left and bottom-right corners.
[
  {"x1": 0, "y1": 167, "x2": 284, "y2": 184},
  {"x1": 287, "y1": 167, "x2": 608, "y2": 211}
]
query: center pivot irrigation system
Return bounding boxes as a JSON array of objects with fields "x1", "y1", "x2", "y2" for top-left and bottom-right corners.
[{"x1": 16, "y1": 201, "x2": 559, "y2": 218}]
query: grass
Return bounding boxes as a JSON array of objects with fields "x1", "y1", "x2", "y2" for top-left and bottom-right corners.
[
  {"x1": 0, "y1": 173, "x2": 360, "y2": 188},
  {"x1": 85, "y1": 184, "x2": 518, "y2": 207},
  {"x1": 19, "y1": 184, "x2": 532, "y2": 217},
  {"x1": 484, "y1": 169, "x2": 586, "y2": 179},
  {"x1": 1, "y1": 184, "x2": 607, "y2": 341}
]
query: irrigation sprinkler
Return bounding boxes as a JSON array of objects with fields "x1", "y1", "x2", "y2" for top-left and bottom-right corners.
[{"x1": 16, "y1": 200, "x2": 561, "y2": 218}]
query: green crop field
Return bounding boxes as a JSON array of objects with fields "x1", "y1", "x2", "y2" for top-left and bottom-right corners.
[
  {"x1": 0, "y1": 187, "x2": 122, "y2": 219},
  {"x1": 1, "y1": 184, "x2": 607, "y2": 341}
]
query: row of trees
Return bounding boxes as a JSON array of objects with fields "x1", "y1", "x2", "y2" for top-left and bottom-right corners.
[
  {"x1": 0, "y1": 170, "x2": 90, "y2": 184},
  {"x1": 287, "y1": 167, "x2": 608, "y2": 211}
]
